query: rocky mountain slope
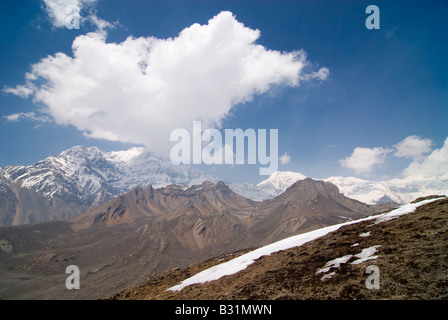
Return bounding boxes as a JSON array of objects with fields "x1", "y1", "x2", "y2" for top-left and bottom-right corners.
[
  {"x1": 0, "y1": 167, "x2": 86, "y2": 226},
  {"x1": 0, "y1": 146, "x2": 216, "y2": 226},
  {"x1": 72, "y1": 180, "x2": 257, "y2": 230},
  {"x1": 73, "y1": 178, "x2": 392, "y2": 245},
  {"x1": 111, "y1": 196, "x2": 448, "y2": 300},
  {"x1": 0, "y1": 179, "x2": 391, "y2": 299},
  {"x1": 0, "y1": 169, "x2": 18, "y2": 226},
  {"x1": 2, "y1": 145, "x2": 445, "y2": 227},
  {"x1": 245, "y1": 178, "x2": 390, "y2": 244}
]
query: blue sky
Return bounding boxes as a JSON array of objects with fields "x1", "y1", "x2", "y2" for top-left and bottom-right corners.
[{"x1": 1, "y1": 0, "x2": 447, "y2": 184}]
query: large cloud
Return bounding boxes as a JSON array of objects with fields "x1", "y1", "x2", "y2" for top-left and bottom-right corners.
[{"x1": 6, "y1": 11, "x2": 328, "y2": 157}]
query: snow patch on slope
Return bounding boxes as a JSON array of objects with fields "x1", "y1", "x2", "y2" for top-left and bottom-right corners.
[
  {"x1": 316, "y1": 254, "x2": 353, "y2": 274},
  {"x1": 168, "y1": 197, "x2": 444, "y2": 292},
  {"x1": 351, "y1": 245, "x2": 381, "y2": 265}
]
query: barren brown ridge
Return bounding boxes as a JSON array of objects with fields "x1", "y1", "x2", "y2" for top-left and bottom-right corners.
[{"x1": 111, "y1": 197, "x2": 448, "y2": 300}]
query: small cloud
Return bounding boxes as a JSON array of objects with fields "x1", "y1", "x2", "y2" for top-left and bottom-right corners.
[
  {"x1": 42, "y1": 0, "x2": 113, "y2": 31},
  {"x1": 87, "y1": 13, "x2": 115, "y2": 31},
  {"x1": 4, "y1": 112, "x2": 51, "y2": 124},
  {"x1": 339, "y1": 146, "x2": 392, "y2": 174},
  {"x1": 279, "y1": 152, "x2": 291, "y2": 165},
  {"x1": 301, "y1": 67, "x2": 330, "y2": 82},
  {"x1": 2, "y1": 85, "x2": 34, "y2": 98},
  {"x1": 386, "y1": 26, "x2": 399, "y2": 39},
  {"x1": 314, "y1": 67, "x2": 330, "y2": 81},
  {"x1": 43, "y1": 0, "x2": 96, "y2": 28}
]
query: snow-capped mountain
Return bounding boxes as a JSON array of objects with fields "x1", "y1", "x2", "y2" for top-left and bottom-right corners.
[
  {"x1": 0, "y1": 167, "x2": 10, "y2": 193},
  {"x1": 323, "y1": 174, "x2": 447, "y2": 204},
  {"x1": 230, "y1": 171, "x2": 448, "y2": 204},
  {"x1": 2, "y1": 145, "x2": 447, "y2": 226},
  {"x1": 3, "y1": 145, "x2": 217, "y2": 207},
  {"x1": 257, "y1": 171, "x2": 307, "y2": 197},
  {"x1": 227, "y1": 182, "x2": 271, "y2": 202},
  {"x1": 228, "y1": 171, "x2": 307, "y2": 201},
  {"x1": 324, "y1": 176, "x2": 403, "y2": 204}
]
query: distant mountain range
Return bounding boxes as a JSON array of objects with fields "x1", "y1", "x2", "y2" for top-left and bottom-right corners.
[
  {"x1": 0, "y1": 178, "x2": 394, "y2": 299},
  {"x1": 73, "y1": 178, "x2": 391, "y2": 243},
  {"x1": 229, "y1": 171, "x2": 448, "y2": 205},
  {"x1": 1, "y1": 144, "x2": 445, "y2": 300},
  {"x1": 0, "y1": 145, "x2": 447, "y2": 226},
  {"x1": 0, "y1": 146, "x2": 216, "y2": 225}
]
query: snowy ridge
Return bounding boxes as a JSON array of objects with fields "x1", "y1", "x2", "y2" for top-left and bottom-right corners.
[
  {"x1": 228, "y1": 171, "x2": 307, "y2": 201},
  {"x1": 325, "y1": 175, "x2": 448, "y2": 204},
  {"x1": 168, "y1": 197, "x2": 444, "y2": 292},
  {"x1": 227, "y1": 182, "x2": 270, "y2": 202},
  {"x1": 3, "y1": 145, "x2": 447, "y2": 211},
  {"x1": 257, "y1": 171, "x2": 307, "y2": 198},
  {"x1": 257, "y1": 171, "x2": 307, "y2": 193},
  {"x1": 0, "y1": 167, "x2": 10, "y2": 193},
  {"x1": 230, "y1": 171, "x2": 448, "y2": 205},
  {"x1": 3, "y1": 146, "x2": 216, "y2": 206}
]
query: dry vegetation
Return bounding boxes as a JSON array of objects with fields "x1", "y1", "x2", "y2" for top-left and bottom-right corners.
[{"x1": 111, "y1": 197, "x2": 448, "y2": 300}]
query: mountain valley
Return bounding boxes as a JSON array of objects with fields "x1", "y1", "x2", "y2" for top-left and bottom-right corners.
[
  {"x1": 0, "y1": 178, "x2": 394, "y2": 299},
  {"x1": 112, "y1": 197, "x2": 448, "y2": 300},
  {"x1": 0, "y1": 145, "x2": 445, "y2": 300}
]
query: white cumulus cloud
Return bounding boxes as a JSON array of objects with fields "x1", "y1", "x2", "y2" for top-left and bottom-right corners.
[
  {"x1": 394, "y1": 135, "x2": 433, "y2": 160},
  {"x1": 43, "y1": 0, "x2": 112, "y2": 30},
  {"x1": 339, "y1": 146, "x2": 392, "y2": 174},
  {"x1": 2, "y1": 85, "x2": 34, "y2": 98},
  {"x1": 339, "y1": 135, "x2": 448, "y2": 179},
  {"x1": 6, "y1": 11, "x2": 329, "y2": 158},
  {"x1": 4, "y1": 112, "x2": 51, "y2": 123},
  {"x1": 43, "y1": 0, "x2": 96, "y2": 28},
  {"x1": 403, "y1": 137, "x2": 448, "y2": 177},
  {"x1": 279, "y1": 152, "x2": 291, "y2": 165}
]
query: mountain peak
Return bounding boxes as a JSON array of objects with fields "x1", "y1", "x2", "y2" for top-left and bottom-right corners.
[
  {"x1": 232, "y1": 169, "x2": 448, "y2": 206},
  {"x1": 257, "y1": 171, "x2": 307, "y2": 187},
  {"x1": 60, "y1": 145, "x2": 102, "y2": 158},
  {"x1": 105, "y1": 147, "x2": 145, "y2": 163},
  {"x1": 0, "y1": 145, "x2": 218, "y2": 226},
  {"x1": 73, "y1": 180, "x2": 257, "y2": 228},
  {"x1": 283, "y1": 178, "x2": 342, "y2": 202}
]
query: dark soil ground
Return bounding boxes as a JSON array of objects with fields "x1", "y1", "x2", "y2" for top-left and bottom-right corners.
[{"x1": 111, "y1": 197, "x2": 448, "y2": 300}]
